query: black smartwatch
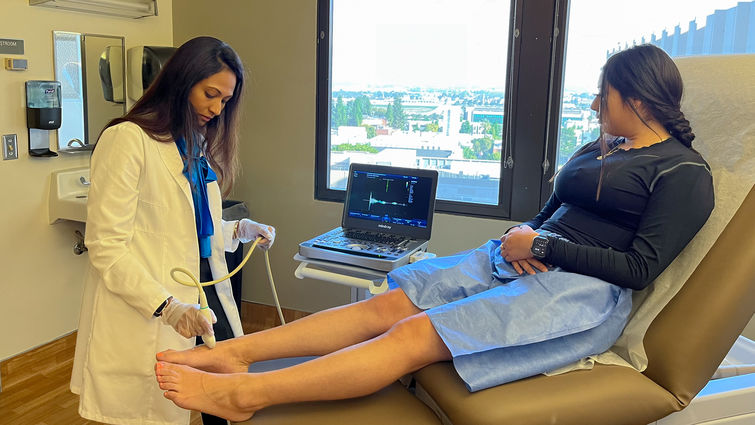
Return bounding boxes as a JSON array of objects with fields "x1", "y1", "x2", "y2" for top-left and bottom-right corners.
[
  {"x1": 530, "y1": 235, "x2": 549, "y2": 259},
  {"x1": 153, "y1": 296, "x2": 173, "y2": 317}
]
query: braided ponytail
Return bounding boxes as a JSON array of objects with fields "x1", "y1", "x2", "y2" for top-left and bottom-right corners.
[
  {"x1": 664, "y1": 109, "x2": 695, "y2": 148},
  {"x1": 604, "y1": 45, "x2": 698, "y2": 150}
]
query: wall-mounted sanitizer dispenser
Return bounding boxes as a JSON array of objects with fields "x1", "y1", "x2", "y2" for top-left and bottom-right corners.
[{"x1": 26, "y1": 80, "x2": 62, "y2": 157}]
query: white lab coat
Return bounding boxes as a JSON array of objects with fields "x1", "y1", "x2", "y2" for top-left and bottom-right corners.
[{"x1": 70, "y1": 121, "x2": 244, "y2": 425}]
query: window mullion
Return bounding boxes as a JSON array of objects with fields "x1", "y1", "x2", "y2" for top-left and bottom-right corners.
[{"x1": 508, "y1": 0, "x2": 560, "y2": 221}]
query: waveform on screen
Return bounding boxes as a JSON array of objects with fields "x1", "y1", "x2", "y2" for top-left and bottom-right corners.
[{"x1": 366, "y1": 192, "x2": 407, "y2": 210}]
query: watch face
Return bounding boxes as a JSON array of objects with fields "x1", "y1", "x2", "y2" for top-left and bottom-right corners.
[{"x1": 531, "y1": 236, "x2": 548, "y2": 258}]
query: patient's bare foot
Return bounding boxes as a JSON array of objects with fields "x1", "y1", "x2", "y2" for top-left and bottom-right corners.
[
  {"x1": 155, "y1": 362, "x2": 257, "y2": 422},
  {"x1": 156, "y1": 340, "x2": 248, "y2": 374}
]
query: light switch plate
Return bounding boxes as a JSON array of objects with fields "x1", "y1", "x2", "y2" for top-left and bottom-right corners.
[
  {"x1": 3, "y1": 134, "x2": 19, "y2": 160},
  {"x1": 4, "y1": 58, "x2": 28, "y2": 71}
]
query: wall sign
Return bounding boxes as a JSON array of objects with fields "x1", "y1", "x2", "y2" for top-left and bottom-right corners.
[{"x1": 0, "y1": 38, "x2": 24, "y2": 54}]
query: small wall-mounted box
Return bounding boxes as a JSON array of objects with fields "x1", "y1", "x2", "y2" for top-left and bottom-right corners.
[
  {"x1": 4, "y1": 58, "x2": 28, "y2": 71},
  {"x1": 2, "y1": 134, "x2": 18, "y2": 160}
]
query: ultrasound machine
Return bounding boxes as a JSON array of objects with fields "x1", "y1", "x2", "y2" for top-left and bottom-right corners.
[{"x1": 299, "y1": 163, "x2": 438, "y2": 272}]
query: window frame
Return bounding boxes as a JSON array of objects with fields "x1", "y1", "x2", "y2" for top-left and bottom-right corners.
[{"x1": 315, "y1": 0, "x2": 568, "y2": 221}]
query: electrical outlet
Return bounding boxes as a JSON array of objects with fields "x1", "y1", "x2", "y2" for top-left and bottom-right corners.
[{"x1": 3, "y1": 134, "x2": 18, "y2": 160}]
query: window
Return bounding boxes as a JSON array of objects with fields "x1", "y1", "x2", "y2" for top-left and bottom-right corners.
[
  {"x1": 318, "y1": 0, "x2": 755, "y2": 220},
  {"x1": 317, "y1": 0, "x2": 568, "y2": 220},
  {"x1": 556, "y1": 0, "x2": 753, "y2": 170}
]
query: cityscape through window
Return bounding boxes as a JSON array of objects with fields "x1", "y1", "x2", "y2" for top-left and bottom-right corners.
[
  {"x1": 326, "y1": 0, "x2": 511, "y2": 206},
  {"x1": 558, "y1": 0, "x2": 754, "y2": 168},
  {"x1": 321, "y1": 0, "x2": 755, "y2": 215}
]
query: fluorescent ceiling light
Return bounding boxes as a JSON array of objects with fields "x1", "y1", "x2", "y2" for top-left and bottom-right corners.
[{"x1": 29, "y1": 0, "x2": 157, "y2": 19}]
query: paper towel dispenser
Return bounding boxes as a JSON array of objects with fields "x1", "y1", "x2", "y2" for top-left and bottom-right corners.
[
  {"x1": 99, "y1": 45, "x2": 124, "y2": 103},
  {"x1": 127, "y1": 45, "x2": 177, "y2": 101}
]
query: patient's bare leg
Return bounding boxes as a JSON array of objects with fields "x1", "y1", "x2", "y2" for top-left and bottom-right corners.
[
  {"x1": 156, "y1": 312, "x2": 450, "y2": 421},
  {"x1": 157, "y1": 288, "x2": 421, "y2": 373}
]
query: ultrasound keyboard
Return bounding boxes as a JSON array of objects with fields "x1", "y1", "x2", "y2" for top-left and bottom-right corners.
[
  {"x1": 298, "y1": 227, "x2": 428, "y2": 271},
  {"x1": 313, "y1": 229, "x2": 411, "y2": 257}
]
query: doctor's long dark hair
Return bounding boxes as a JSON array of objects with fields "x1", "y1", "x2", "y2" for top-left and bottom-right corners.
[{"x1": 103, "y1": 36, "x2": 245, "y2": 196}]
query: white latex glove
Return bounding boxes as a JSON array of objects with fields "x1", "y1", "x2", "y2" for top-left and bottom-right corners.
[
  {"x1": 160, "y1": 298, "x2": 217, "y2": 339},
  {"x1": 237, "y1": 218, "x2": 276, "y2": 250}
]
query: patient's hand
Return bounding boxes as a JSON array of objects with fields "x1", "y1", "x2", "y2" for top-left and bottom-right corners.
[
  {"x1": 500, "y1": 226, "x2": 538, "y2": 262},
  {"x1": 510, "y1": 258, "x2": 548, "y2": 275}
]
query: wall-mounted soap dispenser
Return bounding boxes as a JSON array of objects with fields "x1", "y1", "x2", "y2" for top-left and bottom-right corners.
[{"x1": 26, "y1": 80, "x2": 61, "y2": 157}]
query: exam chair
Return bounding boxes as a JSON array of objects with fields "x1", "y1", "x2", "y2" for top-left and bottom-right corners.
[
  {"x1": 410, "y1": 54, "x2": 755, "y2": 425},
  {"x1": 237, "y1": 55, "x2": 754, "y2": 425},
  {"x1": 412, "y1": 186, "x2": 755, "y2": 425}
]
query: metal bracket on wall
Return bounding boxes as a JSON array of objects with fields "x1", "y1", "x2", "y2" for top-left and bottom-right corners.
[{"x1": 74, "y1": 230, "x2": 87, "y2": 255}]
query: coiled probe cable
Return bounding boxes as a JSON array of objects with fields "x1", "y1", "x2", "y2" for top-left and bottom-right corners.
[{"x1": 169, "y1": 236, "x2": 284, "y2": 348}]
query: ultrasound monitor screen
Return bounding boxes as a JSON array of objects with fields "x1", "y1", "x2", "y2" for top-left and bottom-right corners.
[{"x1": 345, "y1": 169, "x2": 434, "y2": 229}]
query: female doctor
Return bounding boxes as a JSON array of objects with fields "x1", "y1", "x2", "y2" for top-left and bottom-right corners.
[{"x1": 70, "y1": 36, "x2": 274, "y2": 425}]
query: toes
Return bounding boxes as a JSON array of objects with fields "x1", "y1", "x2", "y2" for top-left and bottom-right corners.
[
  {"x1": 156, "y1": 362, "x2": 182, "y2": 377},
  {"x1": 157, "y1": 349, "x2": 175, "y2": 356},
  {"x1": 159, "y1": 381, "x2": 179, "y2": 391},
  {"x1": 157, "y1": 374, "x2": 178, "y2": 384},
  {"x1": 163, "y1": 390, "x2": 190, "y2": 410},
  {"x1": 158, "y1": 349, "x2": 186, "y2": 362}
]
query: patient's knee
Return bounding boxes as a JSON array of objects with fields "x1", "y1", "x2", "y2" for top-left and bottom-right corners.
[
  {"x1": 387, "y1": 313, "x2": 450, "y2": 362},
  {"x1": 390, "y1": 314, "x2": 430, "y2": 341},
  {"x1": 367, "y1": 288, "x2": 419, "y2": 322}
]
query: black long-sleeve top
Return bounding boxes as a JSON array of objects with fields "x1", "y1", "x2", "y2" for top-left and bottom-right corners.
[{"x1": 522, "y1": 137, "x2": 714, "y2": 290}]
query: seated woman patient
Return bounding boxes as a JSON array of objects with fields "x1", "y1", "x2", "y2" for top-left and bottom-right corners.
[{"x1": 154, "y1": 44, "x2": 714, "y2": 422}]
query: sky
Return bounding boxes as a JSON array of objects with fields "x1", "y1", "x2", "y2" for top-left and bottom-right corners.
[
  {"x1": 332, "y1": 0, "x2": 510, "y2": 90},
  {"x1": 332, "y1": 0, "x2": 745, "y2": 92},
  {"x1": 564, "y1": 0, "x2": 744, "y2": 92}
]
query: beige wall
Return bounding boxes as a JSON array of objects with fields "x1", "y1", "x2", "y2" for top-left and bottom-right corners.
[
  {"x1": 0, "y1": 0, "x2": 173, "y2": 361},
  {"x1": 171, "y1": 0, "x2": 512, "y2": 314}
]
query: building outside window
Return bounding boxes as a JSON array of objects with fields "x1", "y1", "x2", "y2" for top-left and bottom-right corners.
[
  {"x1": 317, "y1": 0, "x2": 755, "y2": 219},
  {"x1": 317, "y1": 0, "x2": 514, "y2": 216},
  {"x1": 557, "y1": 0, "x2": 754, "y2": 168}
]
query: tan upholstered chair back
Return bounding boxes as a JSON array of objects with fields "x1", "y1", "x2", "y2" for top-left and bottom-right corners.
[
  {"x1": 642, "y1": 54, "x2": 755, "y2": 405},
  {"x1": 643, "y1": 187, "x2": 755, "y2": 404}
]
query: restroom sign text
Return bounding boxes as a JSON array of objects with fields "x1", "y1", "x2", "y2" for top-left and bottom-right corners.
[{"x1": 0, "y1": 39, "x2": 24, "y2": 55}]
